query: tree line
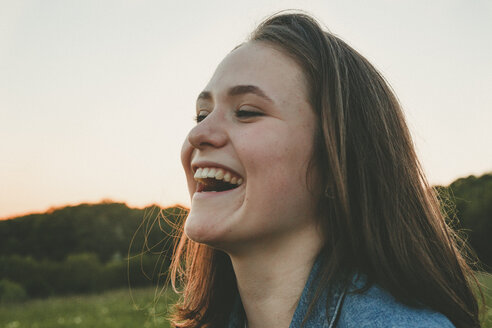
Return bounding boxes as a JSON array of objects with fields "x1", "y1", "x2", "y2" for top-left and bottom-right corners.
[
  {"x1": 0, "y1": 202, "x2": 186, "y2": 301},
  {"x1": 0, "y1": 172, "x2": 490, "y2": 302},
  {"x1": 435, "y1": 173, "x2": 492, "y2": 269}
]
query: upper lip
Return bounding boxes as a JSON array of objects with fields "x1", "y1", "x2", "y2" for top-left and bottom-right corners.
[{"x1": 191, "y1": 161, "x2": 244, "y2": 179}]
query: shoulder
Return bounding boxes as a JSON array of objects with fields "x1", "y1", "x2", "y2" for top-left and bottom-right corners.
[{"x1": 336, "y1": 275, "x2": 455, "y2": 328}]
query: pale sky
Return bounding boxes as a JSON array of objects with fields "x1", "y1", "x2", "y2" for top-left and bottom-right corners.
[{"x1": 1, "y1": 0, "x2": 491, "y2": 219}]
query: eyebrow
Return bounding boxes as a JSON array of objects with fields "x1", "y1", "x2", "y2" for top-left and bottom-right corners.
[{"x1": 196, "y1": 85, "x2": 274, "y2": 104}]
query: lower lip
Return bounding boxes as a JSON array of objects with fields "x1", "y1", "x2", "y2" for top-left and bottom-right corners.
[{"x1": 192, "y1": 184, "x2": 245, "y2": 200}]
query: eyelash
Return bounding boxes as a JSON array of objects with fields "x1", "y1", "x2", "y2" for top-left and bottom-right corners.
[
  {"x1": 194, "y1": 109, "x2": 263, "y2": 123},
  {"x1": 236, "y1": 109, "x2": 263, "y2": 118},
  {"x1": 194, "y1": 113, "x2": 207, "y2": 123}
]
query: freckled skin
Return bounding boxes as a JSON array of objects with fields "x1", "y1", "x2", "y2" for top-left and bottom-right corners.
[{"x1": 181, "y1": 41, "x2": 321, "y2": 254}]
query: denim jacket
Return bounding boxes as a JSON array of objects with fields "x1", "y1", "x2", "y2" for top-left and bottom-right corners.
[{"x1": 227, "y1": 259, "x2": 454, "y2": 328}]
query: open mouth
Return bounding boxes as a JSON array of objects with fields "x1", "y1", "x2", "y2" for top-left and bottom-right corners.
[{"x1": 194, "y1": 167, "x2": 243, "y2": 193}]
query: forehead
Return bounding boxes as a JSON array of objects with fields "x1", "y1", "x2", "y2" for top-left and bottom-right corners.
[{"x1": 203, "y1": 42, "x2": 308, "y2": 105}]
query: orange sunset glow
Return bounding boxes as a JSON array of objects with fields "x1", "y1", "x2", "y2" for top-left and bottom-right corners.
[{"x1": 1, "y1": 1, "x2": 491, "y2": 220}]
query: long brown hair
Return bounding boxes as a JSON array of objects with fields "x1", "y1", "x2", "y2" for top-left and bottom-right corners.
[{"x1": 169, "y1": 11, "x2": 481, "y2": 328}]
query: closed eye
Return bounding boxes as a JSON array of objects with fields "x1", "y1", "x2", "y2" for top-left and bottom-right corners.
[
  {"x1": 236, "y1": 109, "x2": 263, "y2": 119},
  {"x1": 195, "y1": 113, "x2": 207, "y2": 123},
  {"x1": 194, "y1": 110, "x2": 209, "y2": 123},
  {"x1": 194, "y1": 109, "x2": 263, "y2": 123}
]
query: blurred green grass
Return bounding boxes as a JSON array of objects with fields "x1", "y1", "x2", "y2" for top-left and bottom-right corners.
[
  {"x1": 0, "y1": 274, "x2": 490, "y2": 328},
  {"x1": 0, "y1": 287, "x2": 176, "y2": 328},
  {"x1": 479, "y1": 272, "x2": 492, "y2": 328}
]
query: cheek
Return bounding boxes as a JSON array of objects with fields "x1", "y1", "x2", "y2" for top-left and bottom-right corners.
[{"x1": 238, "y1": 125, "x2": 313, "y2": 192}]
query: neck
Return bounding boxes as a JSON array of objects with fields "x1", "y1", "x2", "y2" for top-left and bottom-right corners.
[{"x1": 228, "y1": 224, "x2": 323, "y2": 328}]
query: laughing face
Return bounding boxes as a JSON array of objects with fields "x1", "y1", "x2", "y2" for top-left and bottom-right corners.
[{"x1": 181, "y1": 42, "x2": 321, "y2": 252}]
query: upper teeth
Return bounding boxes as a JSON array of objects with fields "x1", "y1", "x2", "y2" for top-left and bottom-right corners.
[{"x1": 194, "y1": 167, "x2": 243, "y2": 185}]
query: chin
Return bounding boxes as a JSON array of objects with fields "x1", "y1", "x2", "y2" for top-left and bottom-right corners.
[{"x1": 184, "y1": 210, "x2": 227, "y2": 246}]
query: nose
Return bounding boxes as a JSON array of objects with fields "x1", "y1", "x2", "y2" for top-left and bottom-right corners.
[{"x1": 187, "y1": 111, "x2": 228, "y2": 150}]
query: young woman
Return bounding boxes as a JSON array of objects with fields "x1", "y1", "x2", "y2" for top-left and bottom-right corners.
[{"x1": 171, "y1": 11, "x2": 481, "y2": 328}]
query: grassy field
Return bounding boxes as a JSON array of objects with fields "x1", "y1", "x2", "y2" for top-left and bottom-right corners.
[
  {"x1": 0, "y1": 275, "x2": 491, "y2": 328},
  {"x1": 479, "y1": 272, "x2": 492, "y2": 328},
  {"x1": 0, "y1": 287, "x2": 176, "y2": 328}
]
